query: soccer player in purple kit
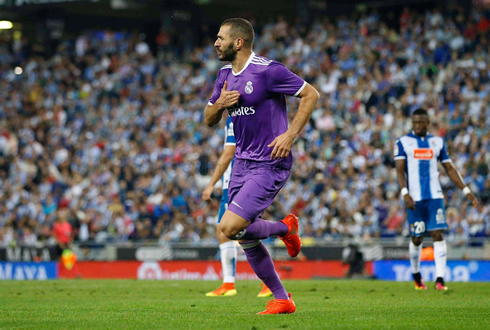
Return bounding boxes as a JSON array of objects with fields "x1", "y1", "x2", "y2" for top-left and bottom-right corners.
[{"x1": 204, "y1": 18, "x2": 319, "y2": 314}]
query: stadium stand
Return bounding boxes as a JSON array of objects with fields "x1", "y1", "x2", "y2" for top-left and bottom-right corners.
[{"x1": 0, "y1": 7, "x2": 489, "y2": 249}]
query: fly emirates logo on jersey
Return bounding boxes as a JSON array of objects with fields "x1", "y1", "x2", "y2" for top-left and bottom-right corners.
[
  {"x1": 413, "y1": 149, "x2": 434, "y2": 159},
  {"x1": 227, "y1": 106, "x2": 255, "y2": 117}
]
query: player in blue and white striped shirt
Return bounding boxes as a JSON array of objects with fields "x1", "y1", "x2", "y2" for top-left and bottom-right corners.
[
  {"x1": 395, "y1": 108, "x2": 479, "y2": 290},
  {"x1": 202, "y1": 116, "x2": 271, "y2": 297}
]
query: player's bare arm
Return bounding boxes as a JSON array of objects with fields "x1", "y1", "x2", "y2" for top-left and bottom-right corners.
[
  {"x1": 442, "y1": 161, "x2": 480, "y2": 207},
  {"x1": 268, "y1": 83, "x2": 319, "y2": 159},
  {"x1": 202, "y1": 144, "x2": 237, "y2": 201},
  {"x1": 395, "y1": 159, "x2": 416, "y2": 210},
  {"x1": 204, "y1": 81, "x2": 241, "y2": 127}
]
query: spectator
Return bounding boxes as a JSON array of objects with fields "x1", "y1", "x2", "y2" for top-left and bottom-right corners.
[{"x1": 52, "y1": 210, "x2": 73, "y2": 259}]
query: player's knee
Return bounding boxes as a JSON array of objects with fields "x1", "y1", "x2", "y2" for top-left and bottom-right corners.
[
  {"x1": 218, "y1": 223, "x2": 240, "y2": 240},
  {"x1": 412, "y1": 237, "x2": 423, "y2": 246},
  {"x1": 431, "y1": 231, "x2": 444, "y2": 242},
  {"x1": 216, "y1": 227, "x2": 229, "y2": 244}
]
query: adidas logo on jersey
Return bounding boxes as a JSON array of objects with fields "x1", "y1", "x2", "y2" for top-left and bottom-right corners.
[
  {"x1": 228, "y1": 106, "x2": 255, "y2": 117},
  {"x1": 413, "y1": 149, "x2": 433, "y2": 159}
]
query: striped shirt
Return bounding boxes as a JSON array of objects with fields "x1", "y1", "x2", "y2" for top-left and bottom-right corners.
[
  {"x1": 394, "y1": 132, "x2": 451, "y2": 201},
  {"x1": 222, "y1": 117, "x2": 236, "y2": 190}
]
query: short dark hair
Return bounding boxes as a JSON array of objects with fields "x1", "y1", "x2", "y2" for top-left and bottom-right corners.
[
  {"x1": 221, "y1": 18, "x2": 254, "y2": 48},
  {"x1": 412, "y1": 108, "x2": 429, "y2": 116}
]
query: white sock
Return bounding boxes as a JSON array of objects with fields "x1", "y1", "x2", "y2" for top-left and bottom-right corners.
[
  {"x1": 409, "y1": 241, "x2": 422, "y2": 274},
  {"x1": 433, "y1": 240, "x2": 447, "y2": 279},
  {"x1": 220, "y1": 241, "x2": 237, "y2": 283}
]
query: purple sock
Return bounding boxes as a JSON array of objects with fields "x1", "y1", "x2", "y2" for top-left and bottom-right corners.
[
  {"x1": 239, "y1": 219, "x2": 288, "y2": 240},
  {"x1": 240, "y1": 240, "x2": 288, "y2": 300}
]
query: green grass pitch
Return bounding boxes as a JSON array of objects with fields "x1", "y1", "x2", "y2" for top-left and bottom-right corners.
[{"x1": 1, "y1": 280, "x2": 489, "y2": 329}]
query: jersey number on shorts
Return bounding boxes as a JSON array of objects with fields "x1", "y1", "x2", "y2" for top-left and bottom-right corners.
[{"x1": 414, "y1": 221, "x2": 426, "y2": 234}]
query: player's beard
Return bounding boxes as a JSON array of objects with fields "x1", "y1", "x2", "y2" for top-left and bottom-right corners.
[{"x1": 218, "y1": 43, "x2": 236, "y2": 62}]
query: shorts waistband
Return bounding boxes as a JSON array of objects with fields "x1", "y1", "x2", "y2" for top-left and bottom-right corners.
[{"x1": 234, "y1": 158, "x2": 287, "y2": 170}]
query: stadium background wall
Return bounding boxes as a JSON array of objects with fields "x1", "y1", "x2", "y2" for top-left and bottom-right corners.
[
  {"x1": 1, "y1": 243, "x2": 489, "y2": 262},
  {"x1": 2, "y1": 260, "x2": 490, "y2": 281},
  {"x1": 58, "y1": 260, "x2": 369, "y2": 279},
  {"x1": 0, "y1": 260, "x2": 372, "y2": 280}
]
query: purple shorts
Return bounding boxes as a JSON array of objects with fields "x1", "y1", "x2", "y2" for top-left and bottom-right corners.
[{"x1": 227, "y1": 159, "x2": 290, "y2": 223}]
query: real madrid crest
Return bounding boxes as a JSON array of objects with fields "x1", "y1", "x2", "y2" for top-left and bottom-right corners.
[{"x1": 245, "y1": 81, "x2": 253, "y2": 94}]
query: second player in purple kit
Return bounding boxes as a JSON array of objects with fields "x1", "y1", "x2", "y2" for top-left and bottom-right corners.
[{"x1": 204, "y1": 18, "x2": 319, "y2": 315}]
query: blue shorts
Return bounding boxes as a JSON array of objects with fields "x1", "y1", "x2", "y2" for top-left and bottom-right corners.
[
  {"x1": 407, "y1": 199, "x2": 448, "y2": 237},
  {"x1": 217, "y1": 189, "x2": 228, "y2": 224}
]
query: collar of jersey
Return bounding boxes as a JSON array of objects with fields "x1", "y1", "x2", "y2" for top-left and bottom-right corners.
[
  {"x1": 231, "y1": 52, "x2": 255, "y2": 76},
  {"x1": 409, "y1": 131, "x2": 431, "y2": 140}
]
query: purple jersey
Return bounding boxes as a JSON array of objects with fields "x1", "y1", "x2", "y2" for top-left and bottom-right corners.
[{"x1": 209, "y1": 52, "x2": 306, "y2": 169}]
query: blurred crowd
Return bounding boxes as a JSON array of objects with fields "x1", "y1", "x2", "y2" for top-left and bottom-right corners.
[{"x1": 0, "y1": 6, "x2": 490, "y2": 249}]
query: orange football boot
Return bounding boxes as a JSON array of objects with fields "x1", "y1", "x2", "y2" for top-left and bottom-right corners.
[
  {"x1": 257, "y1": 293, "x2": 296, "y2": 315},
  {"x1": 414, "y1": 279, "x2": 427, "y2": 290},
  {"x1": 435, "y1": 282, "x2": 448, "y2": 291},
  {"x1": 279, "y1": 214, "x2": 301, "y2": 258},
  {"x1": 257, "y1": 283, "x2": 273, "y2": 298},
  {"x1": 205, "y1": 283, "x2": 237, "y2": 296}
]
